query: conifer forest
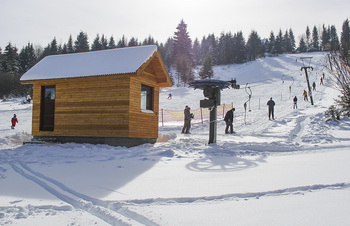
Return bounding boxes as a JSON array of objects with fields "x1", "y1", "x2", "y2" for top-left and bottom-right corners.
[{"x1": 0, "y1": 19, "x2": 349, "y2": 101}]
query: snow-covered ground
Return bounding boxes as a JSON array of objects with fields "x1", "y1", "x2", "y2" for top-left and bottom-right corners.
[{"x1": 1, "y1": 52, "x2": 350, "y2": 225}]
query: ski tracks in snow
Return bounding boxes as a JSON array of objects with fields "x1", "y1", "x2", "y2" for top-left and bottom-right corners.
[
  {"x1": 7, "y1": 158, "x2": 350, "y2": 225},
  {"x1": 110, "y1": 182, "x2": 350, "y2": 207},
  {"x1": 9, "y1": 161, "x2": 159, "y2": 226}
]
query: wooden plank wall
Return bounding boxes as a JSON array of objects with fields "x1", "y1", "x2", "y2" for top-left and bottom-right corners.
[
  {"x1": 128, "y1": 72, "x2": 159, "y2": 138},
  {"x1": 26, "y1": 54, "x2": 167, "y2": 140},
  {"x1": 31, "y1": 74, "x2": 132, "y2": 137}
]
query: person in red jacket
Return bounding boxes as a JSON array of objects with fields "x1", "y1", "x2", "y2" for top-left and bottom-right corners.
[{"x1": 11, "y1": 114, "x2": 18, "y2": 129}]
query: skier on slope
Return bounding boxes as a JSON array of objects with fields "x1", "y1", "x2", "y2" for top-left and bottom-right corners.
[
  {"x1": 267, "y1": 97, "x2": 275, "y2": 120},
  {"x1": 293, "y1": 96, "x2": 298, "y2": 109},
  {"x1": 224, "y1": 108, "x2": 236, "y2": 134},
  {"x1": 11, "y1": 114, "x2": 18, "y2": 129},
  {"x1": 181, "y1": 106, "x2": 193, "y2": 134}
]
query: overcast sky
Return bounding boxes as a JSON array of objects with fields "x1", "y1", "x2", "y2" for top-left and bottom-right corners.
[{"x1": 1, "y1": 0, "x2": 349, "y2": 49}]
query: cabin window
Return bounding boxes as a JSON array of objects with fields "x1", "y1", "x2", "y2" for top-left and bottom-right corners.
[
  {"x1": 141, "y1": 84, "x2": 153, "y2": 111},
  {"x1": 40, "y1": 86, "x2": 56, "y2": 131}
]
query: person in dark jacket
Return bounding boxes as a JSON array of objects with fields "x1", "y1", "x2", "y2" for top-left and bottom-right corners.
[
  {"x1": 11, "y1": 114, "x2": 18, "y2": 129},
  {"x1": 224, "y1": 108, "x2": 235, "y2": 134},
  {"x1": 181, "y1": 106, "x2": 192, "y2": 134},
  {"x1": 293, "y1": 96, "x2": 298, "y2": 109},
  {"x1": 267, "y1": 97, "x2": 275, "y2": 120}
]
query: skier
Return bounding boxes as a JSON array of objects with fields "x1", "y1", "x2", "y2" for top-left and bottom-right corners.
[
  {"x1": 26, "y1": 94, "x2": 31, "y2": 103},
  {"x1": 303, "y1": 90, "x2": 308, "y2": 101},
  {"x1": 181, "y1": 106, "x2": 192, "y2": 134},
  {"x1": 11, "y1": 114, "x2": 18, "y2": 129},
  {"x1": 312, "y1": 82, "x2": 316, "y2": 91},
  {"x1": 293, "y1": 96, "x2": 298, "y2": 109},
  {"x1": 267, "y1": 97, "x2": 275, "y2": 120},
  {"x1": 167, "y1": 93, "x2": 172, "y2": 100},
  {"x1": 320, "y1": 77, "x2": 324, "y2": 85},
  {"x1": 224, "y1": 108, "x2": 235, "y2": 134}
]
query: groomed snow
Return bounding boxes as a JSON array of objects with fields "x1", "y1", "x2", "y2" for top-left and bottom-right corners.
[{"x1": 1, "y1": 52, "x2": 350, "y2": 225}]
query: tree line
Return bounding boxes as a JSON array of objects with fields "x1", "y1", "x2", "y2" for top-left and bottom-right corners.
[{"x1": 0, "y1": 19, "x2": 348, "y2": 98}]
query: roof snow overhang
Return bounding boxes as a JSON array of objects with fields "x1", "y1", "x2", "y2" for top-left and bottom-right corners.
[{"x1": 20, "y1": 45, "x2": 172, "y2": 87}]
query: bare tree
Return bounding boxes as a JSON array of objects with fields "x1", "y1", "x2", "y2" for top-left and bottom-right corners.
[{"x1": 326, "y1": 52, "x2": 350, "y2": 116}]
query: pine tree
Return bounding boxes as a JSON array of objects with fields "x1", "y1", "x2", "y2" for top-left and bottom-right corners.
[
  {"x1": 61, "y1": 44, "x2": 68, "y2": 54},
  {"x1": 91, "y1": 34, "x2": 103, "y2": 51},
  {"x1": 74, "y1": 31, "x2": 89, "y2": 52},
  {"x1": 200, "y1": 34, "x2": 218, "y2": 64},
  {"x1": 18, "y1": 43, "x2": 37, "y2": 73},
  {"x1": 142, "y1": 36, "x2": 157, "y2": 45},
  {"x1": 198, "y1": 55, "x2": 214, "y2": 79},
  {"x1": 305, "y1": 26, "x2": 311, "y2": 49},
  {"x1": 161, "y1": 37, "x2": 174, "y2": 70},
  {"x1": 246, "y1": 30, "x2": 262, "y2": 60},
  {"x1": 298, "y1": 36, "x2": 307, "y2": 52},
  {"x1": 67, "y1": 35, "x2": 74, "y2": 53},
  {"x1": 173, "y1": 19, "x2": 194, "y2": 85},
  {"x1": 217, "y1": 32, "x2": 235, "y2": 65},
  {"x1": 158, "y1": 41, "x2": 174, "y2": 83},
  {"x1": 233, "y1": 31, "x2": 246, "y2": 63},
  {"x1": 40, "y1": 37, "x2": 59, "y2": 58},
  {"x1": 117, "y1": 35, "x2": 127, "y2": 48},
  {"x1": 289, "y1": 29, "x2": 296, "y2": 52},
  {"x1": 192, "y1": 38, "x2": 201, "y2": 65},
  {"x1": 268, "y1": 31, "x2": 276, "y2": 55},
  {"x1": 340, "y1": 19, "x2": 350, "y2": 64},
  {"x1": 274, "y1": 29, "x2": 283, "y2": 54},
  {"x1": 330, "y1": 25, "x2": 340, "y2": 51},
  {"x1": 108, "y1": 36, "x2": 116, "y2": 49},
  {"x1": 128, "y1": 37, "x2": 139, "y2": 47},
  {"x1": 50, "y1": 37, "x2": 58, "y2": 54},
  {"x1": 101, "y1": 35, "x2": 108, "y2": 49},
  {"x1": 312, "y1": 26, "x2": 319, "y2": 51},
  {"x1": 321, "y1": 24, "x2": 331, "y2": 50},
  {"x1": 1, "y1": 42, "x2": 19, "y2": 74},
  {"x1": 283, "y1": 30, "x2": 292, "y2": 53}
]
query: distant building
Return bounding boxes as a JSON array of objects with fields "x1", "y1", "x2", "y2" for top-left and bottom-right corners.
[{"x1": 20, "y1": 45, "x2": 172, "y2": 147}]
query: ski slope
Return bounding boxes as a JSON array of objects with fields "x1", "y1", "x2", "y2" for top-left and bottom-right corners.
[{"x1": 1, "y1": 52, "x2": 350, "y2": 226}]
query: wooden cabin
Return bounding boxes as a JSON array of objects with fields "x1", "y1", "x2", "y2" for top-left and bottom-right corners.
[{"x1": 20, "y1": 45, "x2": 172, "y2": 147}]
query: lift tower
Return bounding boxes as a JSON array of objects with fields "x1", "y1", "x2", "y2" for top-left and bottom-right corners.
[
  {"x1": 189, "y1": 79, "x2": 236, "y2": 144},
  {"x1": 300, "y1": 57, "x2": 314, "y2": 105}
]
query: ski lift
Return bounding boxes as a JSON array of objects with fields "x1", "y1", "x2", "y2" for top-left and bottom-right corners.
[
  {"x1": 300, "y1": 57, "x2": 313, "y2": 68},
  {"x1": 243, "y1": 83, "x2": 252, "y2": 125},
  {"x1": 289, "y1": 77, "x2": 294, "y2": 98},
  {"x1": 245, "y1": 83, "x2": 252, "y2": 112}
]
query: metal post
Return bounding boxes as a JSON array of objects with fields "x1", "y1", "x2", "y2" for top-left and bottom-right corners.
[
  {"x1": 223, "y1": 104, "x2": 225, "y2": 118},
  {"x1": 161, "y1": 109, "x2": 164, "y2": 127},
  {"x1": 209, "y1": 106, "x2": 217, "y2": 144},
  {"x1": 200, "y1": 107, "x2": 203, "y2": 124},
  {"x1": 302, "y1": 67, "x2": 314, "y2": 105},
  {"x1": 281, "y1": 91, "x2": 282, "y2": 101}
]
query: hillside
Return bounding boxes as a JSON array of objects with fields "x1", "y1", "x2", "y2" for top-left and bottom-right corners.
[{"x1": 1, "y1": 52, "x2": 350, "y2": 226}]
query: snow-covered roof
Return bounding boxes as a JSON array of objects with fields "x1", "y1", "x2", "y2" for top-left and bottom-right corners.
[{"x1": 20, "y1": 45, "x2": 158, "y2": 81}]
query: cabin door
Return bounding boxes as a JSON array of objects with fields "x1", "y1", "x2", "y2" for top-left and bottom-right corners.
[{"x1": 40, "y1": 86, "x2": 56, "y2": 131}]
